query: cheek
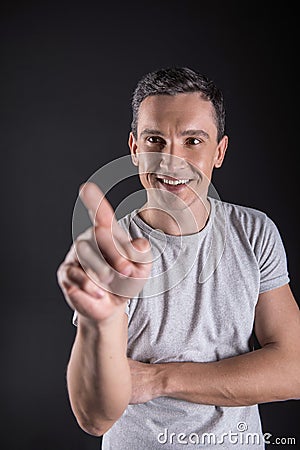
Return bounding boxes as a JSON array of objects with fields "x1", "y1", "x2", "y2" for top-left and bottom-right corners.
[{"x1": 185, "y1": 156, "x2": 212, "y2": 175}]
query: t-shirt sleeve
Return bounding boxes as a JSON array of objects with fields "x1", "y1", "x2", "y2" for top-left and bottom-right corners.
[
  {"x1": 125, "y1": 300, "x2": 130, "y2": 316},
  {"x1": 258, "y1": 216, "x2": 290, "y2": 293},
  {"x1": 72, "y1": 310, "x2": 78, "y2": 326}
]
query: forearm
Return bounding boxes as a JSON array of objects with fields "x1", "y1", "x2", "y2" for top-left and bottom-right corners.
[
  {"x1": 156, "y1": 345, "x2": 300, "y2": 406},
  {"x1": 67, "y1": 311, "x2": 131, "y2": 435}
]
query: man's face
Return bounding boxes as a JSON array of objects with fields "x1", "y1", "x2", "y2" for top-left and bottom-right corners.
[{"x1": 129, "y1": 93, "x2": 228, "y2": 210}]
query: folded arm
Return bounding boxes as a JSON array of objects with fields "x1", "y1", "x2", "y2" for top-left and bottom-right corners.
[{"x1": 129, "y1": 284, "x2": 300, "y2": 406}]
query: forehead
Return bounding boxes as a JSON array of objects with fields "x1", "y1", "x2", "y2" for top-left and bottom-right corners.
[{"x1": 137, "y1": 93, "x2": 216, "y2": 132}]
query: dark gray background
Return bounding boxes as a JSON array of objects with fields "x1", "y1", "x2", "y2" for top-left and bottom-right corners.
[{"x1": 1, "y1": 1, "x2": 299, "y2": 449}]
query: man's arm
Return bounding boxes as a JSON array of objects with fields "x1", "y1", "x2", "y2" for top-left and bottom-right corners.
[
  {"x1": 57, "y1": 182, "x2": 152, "y2": 435},
  {"x1": 129, "y1": 284, "x2": 300, "y2": 406}
]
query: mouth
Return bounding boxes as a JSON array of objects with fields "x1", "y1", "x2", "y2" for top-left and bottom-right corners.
[{"x1": 155, "y1": 174, "x2": 192, "y2": 191}]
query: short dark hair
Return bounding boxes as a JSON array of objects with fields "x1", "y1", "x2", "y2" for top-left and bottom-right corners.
[{"x1": 131, "y1": 67, "x2": 226, "y2": 142}]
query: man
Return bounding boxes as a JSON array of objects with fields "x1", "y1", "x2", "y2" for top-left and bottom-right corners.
[{"x1": 57, "y1": 67, "x2": 300, "y2": 449}]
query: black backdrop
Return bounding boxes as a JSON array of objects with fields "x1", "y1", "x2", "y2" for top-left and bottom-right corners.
[{"x1": 1, "y1": 2, "x2": 299, "y2": 449}]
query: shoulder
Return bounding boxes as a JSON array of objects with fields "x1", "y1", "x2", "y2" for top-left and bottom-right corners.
[
  {"x1": 214, "y1": 198, "x2": 267, "y2": 223},
  {"x1": 213, "y1": 198, "x2": 273, "y2": 234},
  {"x1": 212, "y1": 198, "x2": 285, "y2": 253}
]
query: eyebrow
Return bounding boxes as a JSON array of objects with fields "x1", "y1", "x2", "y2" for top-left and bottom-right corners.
[
  {"x1": 140, "y1": 128, "x2": 210, "y2": 140},
  {"x1": 140, "y1": 128, "x2": 165, "y2": 137},
  {"x1": 181, "y1": 129, "x2": 210, "y2": 140}
]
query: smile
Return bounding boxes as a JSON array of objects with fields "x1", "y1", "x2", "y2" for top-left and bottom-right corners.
[
  {"x1": 160, "y1": 178, "x2": 190, "y2": 185},
  {"x1": 154, "y1": 175, "x2": 192, "y2": 192}
]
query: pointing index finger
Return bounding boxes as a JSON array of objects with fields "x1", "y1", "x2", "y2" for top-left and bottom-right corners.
[
  {"x1": 79, "y1": 182, "x2": 116, "y2": 229},
  {"x1": 79, "y1": 181, "x2": 152, "y2": 267}
]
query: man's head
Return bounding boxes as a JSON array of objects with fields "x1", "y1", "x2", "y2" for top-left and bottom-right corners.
[
  {"x1": 131, "y1": 67, "x2": 226, "y2": 143},
  {"x1": 128, "y1": 67, "x2": 228, "y2": 222}
]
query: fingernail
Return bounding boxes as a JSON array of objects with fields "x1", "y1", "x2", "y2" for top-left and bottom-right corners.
[
  {"x1": 119, "y1": 266, "x2": 132, "y2": 277},
  {"x1": 94, "y1": 289, "x2": 105, "y2": 298}
]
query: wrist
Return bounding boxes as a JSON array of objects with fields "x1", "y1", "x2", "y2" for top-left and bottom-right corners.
[
  {"x1": 77, "y1": 304, "x2": 127, "y2": 333},
  {"x1": 77, "y1": 308, "x2": 128, "y2": 355}
]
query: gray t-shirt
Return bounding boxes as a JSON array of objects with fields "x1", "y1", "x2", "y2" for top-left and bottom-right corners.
[{"x1": 99, "y1": 198, "x2": 289, "y2": 449}]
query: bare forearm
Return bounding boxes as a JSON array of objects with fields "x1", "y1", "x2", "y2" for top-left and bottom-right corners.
[
  {"x1": 156, "y1": 346, "x2": 300, "y2": 406},
  {"x1": 67, "y1": 312, "x2": 131, "y2": 435}
]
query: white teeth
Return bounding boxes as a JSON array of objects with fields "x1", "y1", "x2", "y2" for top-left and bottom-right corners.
[{"x1": 162, "y1": 178, "x2": 189, "y2": 185}]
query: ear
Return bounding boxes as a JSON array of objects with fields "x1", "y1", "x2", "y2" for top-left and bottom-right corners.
[
  {"x1": 128, "y1": 132, "x2": 139, "y2": 166},
  {"x1": 214, "y1": 135, "x2": 228, "y2": 168}
]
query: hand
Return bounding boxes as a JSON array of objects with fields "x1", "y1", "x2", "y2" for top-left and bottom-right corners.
[
  {"x1": 128, "y1": 358, "x2": 163, "y2": 404},
  {"x1": 57, "y1": 182, "x2": 152, "y2": 324}
]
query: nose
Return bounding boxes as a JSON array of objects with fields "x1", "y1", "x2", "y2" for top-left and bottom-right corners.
[{"x1": 159, "y1": 151, "x2": 187, "y2": 174}]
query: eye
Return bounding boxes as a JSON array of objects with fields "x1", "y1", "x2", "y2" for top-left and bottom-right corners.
[
  {"x1": 147, "y1": 136, "x2": 165, "y2": 145},
  {"x1": 185, "y1": 137, "x2": 201, "y2": 146}
]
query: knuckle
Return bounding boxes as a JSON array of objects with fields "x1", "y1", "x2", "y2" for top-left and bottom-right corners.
[
  {"x1": 67, "y1": 264, "x2": 84, "y2": 283},
  {"x1": 75, "y1": 239, "x2": 90, "y2": 256},
  {"x1": 57, "y1": 263, "x2": 67, "y2": 286},
  {"x1": 76, "y1": 239, "x2": 98, "y2": 264}
]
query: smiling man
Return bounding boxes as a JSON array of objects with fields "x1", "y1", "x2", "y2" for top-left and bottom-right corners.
[{"x1": 57, "y1": 67, "x2": 300, "y2": 449}]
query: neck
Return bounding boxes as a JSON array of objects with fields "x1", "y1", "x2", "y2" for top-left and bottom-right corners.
[{"x1": 138, "y1": 196, "x2": 211, "y2": 236}]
